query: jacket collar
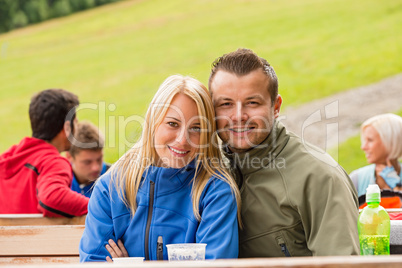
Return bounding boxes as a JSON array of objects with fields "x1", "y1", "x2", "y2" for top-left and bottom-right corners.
[
  {"x1": 146, "y1": 158, "x2": 197, "y2": 177},
  {"x1": 222, "y1": 120, "x2": 289, "y2": 175},
  {"x1": 142, "y1": 159, "x2": 198, "y2": 194}
]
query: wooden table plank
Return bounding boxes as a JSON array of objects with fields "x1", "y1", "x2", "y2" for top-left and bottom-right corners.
[
  {"x1": 0, "y1": 214, "x2": 86, "y2": 226},
  {"x1": 0, "y1": 225, "x2": 84, "y2": 256}
]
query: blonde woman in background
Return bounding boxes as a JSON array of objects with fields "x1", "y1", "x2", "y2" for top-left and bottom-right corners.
[
  {"x1": 79, "y1": 75, "x2": 241, "y2": 261},
  {"x1": 350, "y1": 113, "x2": 402, "y2": 205}
]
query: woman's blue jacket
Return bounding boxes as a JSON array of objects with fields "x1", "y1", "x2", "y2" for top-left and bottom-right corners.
[{"x1": 79, "y1": 161, "x2": 239, "y2": 261}]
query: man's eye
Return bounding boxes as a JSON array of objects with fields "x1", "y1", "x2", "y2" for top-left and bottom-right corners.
[{"x1": 221, "y1": 102, "x2": 231, "y2": 107}]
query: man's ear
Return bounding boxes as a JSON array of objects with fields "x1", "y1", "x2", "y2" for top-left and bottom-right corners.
[
  {"x1": 273, "y1": 94, "x2": 282, "y2": 118},
  {"x1": 64, "y1": 121, "x2": 71, "y2": 137},
  {"x1": 65, "y1": 151, "x2": 73, "y2": 163}
]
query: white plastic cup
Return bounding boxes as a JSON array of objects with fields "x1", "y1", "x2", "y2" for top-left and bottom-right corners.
[
  {"x1": 166, "y1": 243, "x2": 206, "y2": 261},
  {"x1": 112, "y1": 257, "x2": 144, "y2": 264}
]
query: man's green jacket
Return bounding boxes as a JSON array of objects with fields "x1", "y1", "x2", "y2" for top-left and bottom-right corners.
[{"x1": 224, "y1": 121, "x2": 360, "y2": 257}]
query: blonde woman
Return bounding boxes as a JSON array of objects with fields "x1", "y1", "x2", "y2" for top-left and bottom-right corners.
[
  {"x1": 79, "y1": 75, "x2": 241, "y2": 261},
  {"x1": 350, "y1": 113, "x2": 402, "y2": 200}
]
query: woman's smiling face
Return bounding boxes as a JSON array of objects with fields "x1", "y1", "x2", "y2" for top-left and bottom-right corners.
[
  {"x1": 154, "y1": 93, "x2": 201, "y2": 169},
  {"x1": 361, "y1": 125, "x2": 388, "y2": 165}
]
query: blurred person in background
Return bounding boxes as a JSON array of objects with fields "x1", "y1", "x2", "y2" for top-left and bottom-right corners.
[
  {"x1": 66, "y1": 121, "x2": 110, "y2": 198},
  {"x1": 350, "y1": 113, "x2": 402, "y2": 208},
  {"x1": 0, "y1": 89, "x2": 89, "y2": 217}
]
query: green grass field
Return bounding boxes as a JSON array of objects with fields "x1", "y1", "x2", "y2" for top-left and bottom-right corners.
[{"x1": 0, "y1": 0, "x2": 401, "y2": 164}]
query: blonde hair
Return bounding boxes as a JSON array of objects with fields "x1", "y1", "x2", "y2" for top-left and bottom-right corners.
[
  {"x1": 361, "y1": 113, "x2": 402, "y2": 160},
  {"x1": 110, "y1": 75, "x2": 241, "y2": 223}
]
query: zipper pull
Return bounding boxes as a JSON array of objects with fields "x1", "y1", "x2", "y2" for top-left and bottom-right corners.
[
  {"x1": 279, "y1": 243, "x2": 291, "y2": 257},
  {"x1": 277, "y1": 237, "x2": 291, "y2": 257},
  {"x1": 157, "y1": 236, "x2": 163, "y2": 260}
]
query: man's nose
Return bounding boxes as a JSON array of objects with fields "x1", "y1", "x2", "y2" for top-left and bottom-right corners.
[
  {"x1": 231, "y1": 102, "x2": 248, "y2": 123},
  {"x1": 91, "y1": 162, "x2": 102, "y2": 172}
]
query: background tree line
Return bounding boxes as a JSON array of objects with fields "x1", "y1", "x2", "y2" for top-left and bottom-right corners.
[{"x1": 0, "y1": 0, "x2": 122, "y2": 33}]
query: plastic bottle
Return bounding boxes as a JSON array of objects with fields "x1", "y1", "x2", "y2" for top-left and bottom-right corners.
[{"x1": 357, "y1": 184, "x2": 390, "y2": 255}]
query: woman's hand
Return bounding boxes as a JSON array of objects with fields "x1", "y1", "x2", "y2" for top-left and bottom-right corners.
[
  {"x1": 105, "y1": 239, "x2": 129, "y2": 262},
  {"x1": 376, "y1": 159, "x2": 401, "y2": 190},
  {"x1": 375, "y1": 164, "x2": 391, "y2": 190}
]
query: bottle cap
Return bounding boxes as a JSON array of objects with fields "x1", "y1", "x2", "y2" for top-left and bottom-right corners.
[{"x1": 366, "y1": 184, "x2": 381, "y2": 203}]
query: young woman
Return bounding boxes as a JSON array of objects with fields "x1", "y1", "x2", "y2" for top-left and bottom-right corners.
[
  {"x1": 79, "y1": 75, "x2": 241, "y2": 261},
  {"x1": 350, "y1": 113, "x2": 402, "y2": 204}
]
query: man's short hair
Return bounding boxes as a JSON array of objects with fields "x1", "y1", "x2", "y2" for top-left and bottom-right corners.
[
  {"x1": 29, "y1": 89, "x2": 79, "y2": 141},
  {"x1": 209, "y1": 48, "x2": 279, "y2": 105},
  {"x1": 69, "y1": 121, "x2": 105, "y2": 157}
]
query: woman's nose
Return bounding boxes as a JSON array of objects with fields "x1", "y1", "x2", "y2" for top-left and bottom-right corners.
[
  {"x1": 176, "y1": 128, "x2": 188, "y2": 145},
  {"x1": 361, "y1": 141, "x2": 367, "y2": 151}
]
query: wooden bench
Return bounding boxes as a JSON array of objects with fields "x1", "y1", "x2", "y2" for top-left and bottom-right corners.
[
  {"x1": 0, "y1": 225, "x2": 84, "y2": 265},
  {"x1": 0, "y1": 214, "x2": 86, "y2": 226}
]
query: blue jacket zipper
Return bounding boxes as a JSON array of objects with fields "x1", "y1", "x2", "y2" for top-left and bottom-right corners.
[
  {"x1": 157, "y1": 236, "x2": 163, "y2": 260},
  {"x1": 145, "y1": 181, "x2": 155, "y2": 260}
]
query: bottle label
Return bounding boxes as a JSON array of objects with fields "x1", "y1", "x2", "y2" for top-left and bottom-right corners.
[{"x1": 359, "y1": 235, "x2": 390, "y2": 255}]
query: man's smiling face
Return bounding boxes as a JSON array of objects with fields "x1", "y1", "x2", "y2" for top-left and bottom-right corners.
[{"x1": 211, "y1": 69, "x2": 281, "y2": 153}]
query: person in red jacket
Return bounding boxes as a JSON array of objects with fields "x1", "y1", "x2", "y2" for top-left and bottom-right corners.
[{"x1": 0, "y1": 89, "x2": 89, "y2": 217}]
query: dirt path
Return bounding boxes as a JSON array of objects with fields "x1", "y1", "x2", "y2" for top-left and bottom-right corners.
[{"x1": 280, "y1": 73, "x2": 402, "y2": 151}]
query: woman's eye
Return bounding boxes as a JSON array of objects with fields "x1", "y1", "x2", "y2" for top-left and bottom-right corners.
[
  {"x1": 168, "y1": 122, "x2": 178, "y2": 127},
  {"x1": 190, "y1": 127, "x2": 201, "y2": 133}
]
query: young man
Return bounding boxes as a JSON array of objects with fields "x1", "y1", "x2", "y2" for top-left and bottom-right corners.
[
  {"x1": 0, "y1": 89, "x2": 89, "y2": 217},
  {"x1": 66, "y1": 121, "x2": 110, "y2": 198},
  {"x1": 209, "y1": 48, "x2": 360, "y2": 256}
]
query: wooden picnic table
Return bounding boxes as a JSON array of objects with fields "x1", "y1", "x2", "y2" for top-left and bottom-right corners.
[
  {"x1": 0, "y1": 214, "x2": 86, "y2": 226},
  {"x1": 0, "y1": 255, "x2": 401, "y2": 268},
  {"x1": 0, "y1": 211, "x2": 401, "y2": 266}
]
